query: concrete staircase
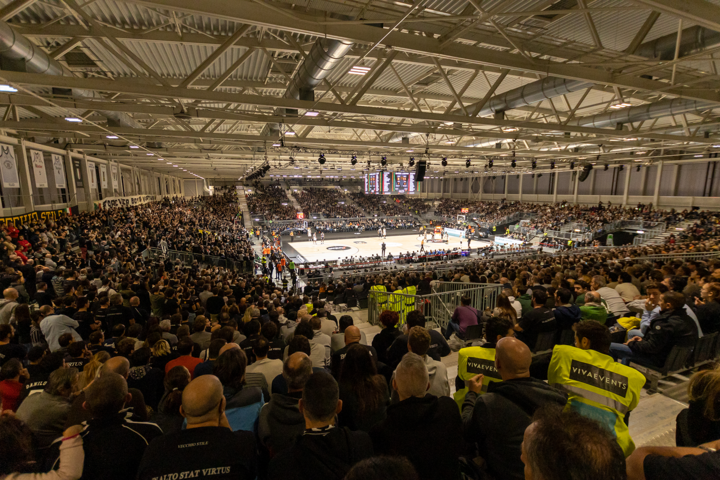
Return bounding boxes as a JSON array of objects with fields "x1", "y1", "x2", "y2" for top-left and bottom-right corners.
[
  {"x1": 342, "y1": 192, "x2": 370, "y2": 216},
  {"x1": 235, "y1": 187, "x2": 253, "y2": 230},
  {"x1": 286, "y1": 188, "x2": 303, "y2": 211},
  {"x1": 640, "y1": 220, "x2": 694, "y2": 246}
]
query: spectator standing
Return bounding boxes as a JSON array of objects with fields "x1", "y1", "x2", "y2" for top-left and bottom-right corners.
[
  {"x1": 338, "y1": 344, "x2": 388, "y2": 432},
  {"x1": 514, "y1": 289, "x2": 557, "y2": 351},
  {"x1": 38, "y1": 305, "x2": 82, "y2": 352}
]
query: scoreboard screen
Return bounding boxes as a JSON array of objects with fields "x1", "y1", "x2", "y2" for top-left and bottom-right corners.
[
  {"x1": 365, "y1": 172, "x2": 416, "y2": 194},
  {"x1": 364, "y1": 173, "x2": 380, "y2": 194}
]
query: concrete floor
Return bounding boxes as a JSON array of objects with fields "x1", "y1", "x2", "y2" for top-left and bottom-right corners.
[{"x1": 342, "y1": 308, "x2": 684, "y2": 448}]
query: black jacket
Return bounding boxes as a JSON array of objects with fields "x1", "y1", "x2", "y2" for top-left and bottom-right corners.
[
  {"x1": 267, "y1": 425, "x2": 373, "y2": 480},
  {"x1": 370, "y1": 395, "x2": 464, "y2": 480},
  {"x1": 629, "y1": 307, "x2": 699, "y2": 367},
  {"x1": 49, "y1": 410, "x2": 162, "y2": 480},
  {"x1": 387, "y1": 330, "x2": 450, "y2": 369},
  {"x1": 371, "y1": 327, "x2": 401, "y2": 365},
  {"x1": 462, "y1": 377, "x2": 568, "y2": 480},
  {"x1": 695, "y1": 300, "x2": 720, "y2": 335}
]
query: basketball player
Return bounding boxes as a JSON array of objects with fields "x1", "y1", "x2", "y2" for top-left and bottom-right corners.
[{"x1": 320, "y1": 231, "x2": 325, "y2": 244}]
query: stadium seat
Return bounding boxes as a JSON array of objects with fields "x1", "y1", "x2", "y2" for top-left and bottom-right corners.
[
  {"x1": 532, "y1": 331, "x2": 556, "y2": 355},
  {"x1": 463, "y1": 325, "x2": 483, "y2": 345},
  {"x1": 630, "y1": 345, "x2": 695, "y2": 394},
  {"x1": 692, "y1": 332, "x2": 718, "y2": 366}
]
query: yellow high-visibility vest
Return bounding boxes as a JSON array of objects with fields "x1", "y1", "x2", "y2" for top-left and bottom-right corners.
[
  {"x1": 370, "y1": 285, "x2": 388, "y2": 304},
  {"x1": 454, "y1": 346, "x2": 502, "y2": 410},
  {"x1": 548, "y1": 345, "x2": 645, "y2": 457}
]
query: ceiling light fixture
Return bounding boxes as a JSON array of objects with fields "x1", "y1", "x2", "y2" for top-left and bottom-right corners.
[
  {"x1": 609, "y1": 102, "x2": 632, "y2": 110},
  {"x1": 318, "y1": 153, "x2": 326, "y2": 165},
  {"x1": 441, "y1": 157, "x2": 447, "y2": 167},
  {"x1": 502, "y1": 127, "x2": 518, "y2": 132},
  {"x1": 304, "y1": 111, "x2": 319, "y2": 117},
  {"x1": 130, "y1": 145, "x2": 139, "y2": 149},
  {"x1": 0, "y1": 85, "x2": 17, "y2": 92},
  {"x1": 65, "y1": 117, "x2": 82, "y2": 122},
  {"x1": 348, "y1": 65, "x2": 371, "y2": 75},
  {"x1": 106, "y1": 135, "x2": 118, "y2": 139}
]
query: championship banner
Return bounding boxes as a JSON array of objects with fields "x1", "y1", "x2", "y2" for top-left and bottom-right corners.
[
  {"x1": 99, "y1": 164, "x2": 108, "y2": 188},
  {"x1": 0, "y1": 143, "x2": 20, "y2": 188},
  {"x1": 52, "y1": 154, "x2": 66, "y2": 189},
  {"x1": 30, "y1": 150, "x2": 48, "y2": 188},
  {"x1": 87, "y1": 161, "x2": 97, "y2": 189},
  {"x1": 110, "y1": 164, "x2": 119, "y2": 190}
]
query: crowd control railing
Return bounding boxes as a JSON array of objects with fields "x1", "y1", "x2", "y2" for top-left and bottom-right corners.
[
  {"x1": 142, "y1": 247, "x2": 252, "y2": 272},
  {"x1": 367, "y1": 282, "x2": 503, "y2": 330}
]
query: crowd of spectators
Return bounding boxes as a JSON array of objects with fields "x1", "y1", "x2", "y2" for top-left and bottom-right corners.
[
  {"x1": 350, "y1": 193, "x2": 408, "y2": 216},
  {"x1": 246, "y1": 184, "x2": 297, "y2": 220},
  {"x1": 294, "y1": 188, "x2": 363, "y2": 219},
  {"x1": 0, "y1": 186, "x2": 718, "y2": 480}
]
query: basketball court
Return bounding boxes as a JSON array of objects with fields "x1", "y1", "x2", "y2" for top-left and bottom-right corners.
[{"x1": 284, "y1": 233, "x2": 492, "y2": 263}]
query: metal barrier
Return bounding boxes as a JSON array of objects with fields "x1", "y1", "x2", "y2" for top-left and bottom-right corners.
[
  {"x1": 367, "y1": 282, "x2": 503, "y2": 331},
  {"x1": 635, "y1": 251, "x2": 720, "y2": 262}
]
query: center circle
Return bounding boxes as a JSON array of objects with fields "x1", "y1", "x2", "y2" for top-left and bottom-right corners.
[{"x1": 327, "y1": 246, "x2": 351, "y2": 251}]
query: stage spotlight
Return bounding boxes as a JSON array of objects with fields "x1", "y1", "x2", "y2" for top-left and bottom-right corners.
[
  {"x1": 318, "y1": 153, "x2": 326, "y2": 165},
  {"x1": 381, "y1": 156, "x2": 387, "y2": 166},
  {"x1": 604, "y1": 164, "x2": 609, "y2": 171},
  {"x1": 488, "y1": 159, "x2": 493, "y2": 169},
  {"x1": 636, "y1": 165, "x2": 641, "y2": 172},
  {"x1": 511, "y1": 159, "x2": 516, "y2": 168},
  {"x1": 441, "y1": 157, "x2": 447, "y2": 167},
  {"x1": 409, "y1": 157, "x2": 415, "y2": 167},
  {"x1": 466, "y1": 159, "x2": 471, "y2": 168},
  {"x1": 351, "y1": 155, "x2": 357, "y2": 166},
  {"x1": 531, "y1": 158, "x2": 537, "y2": 169},
  {"x1": 570, "y1": 161, "x2": 575, "y2": 170},
  {"x1": 618, "y1": 165, "x2": 624, "y2": 172},
  {"x1": 550, "y1": 160, "x2": 555, "y2": 170}
]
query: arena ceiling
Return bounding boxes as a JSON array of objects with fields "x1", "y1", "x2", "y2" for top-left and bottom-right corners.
[{"x1": 0, "y1": 0, "x2": 719, "y2": 180}]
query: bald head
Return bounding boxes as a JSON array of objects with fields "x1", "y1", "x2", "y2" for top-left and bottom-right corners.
[
  {"x1": 495, "y1": 337, "x2": 532, "y2": 380},
  {"x1": 284, "y1": 352, "x2": 313, "y2": 392},
  {"x1": 344, "y1": 326, "x2": 361, "y2": 345},
  {"x1": 181, "y1": 375, "x2": 225, "y2": 426},
  {"x1": 102, "y1": 356, "x2": 130, "y2": 379},
  {"x1": 219, "y1": 343, "x2": 241, "y2": 356},
  {"x1": 3, "y1": 288, "x2": 18, "y2": 301}
]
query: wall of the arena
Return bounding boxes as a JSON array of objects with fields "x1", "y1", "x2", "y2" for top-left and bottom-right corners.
[
  {"x1": 0, "y1": 135, "x2": 184, "y2": 218},
  {"x1": 183, "y1": 179, "x2": 209, "y2": 197},
  {"x1": 417, "y1": 160, "x2": 720, "y2": 210}
]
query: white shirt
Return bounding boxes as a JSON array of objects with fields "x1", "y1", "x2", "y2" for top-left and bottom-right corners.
[
  {"x1": 40, "y1": 314, "x2": 82, "y2": 352},
  {"x1": 595, "y1": 287, "x2": 630, "y2": 316}
]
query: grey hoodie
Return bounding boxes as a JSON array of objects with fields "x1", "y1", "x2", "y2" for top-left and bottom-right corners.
[{"x1": 258, "y1": 391, "x2": 305, "y2": 455}]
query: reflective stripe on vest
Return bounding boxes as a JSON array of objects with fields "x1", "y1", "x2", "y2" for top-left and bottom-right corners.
[
  {"x1": 453, "y1": 346, "x2": 502, "y2": 409},
  {"x1": 403, "y1": 286, "x2": 416, "y2": 307},
  {"x1": 548, "y1": 345, "x2": 645, "y2": 457}
]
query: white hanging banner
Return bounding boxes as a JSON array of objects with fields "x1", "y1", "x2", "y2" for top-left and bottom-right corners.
[
  {"x1": 87, "y1": 161, "x2": 97, "y2": 189},
  {"x1": 30, "y1": 150, "x2": 48, "y2": 188},
  {"x1": 99, "y1": 164, "x2": 108, "y2": 188},
  {"x1": 0, "y1": 144, "x2": 20, "y2": 188},
  {"x1": 110, "y1": 164, "x2": 119, "y2": 190},
  {"x1": 52, "y1": 154, "x2": 66, "y2": 189}
]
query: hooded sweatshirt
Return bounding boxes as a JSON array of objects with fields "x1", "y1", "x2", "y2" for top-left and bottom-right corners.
[
  {"x1": 553, "y1": 304, "x2": 583, "y2": 330},
  {"x1": 267, "y1": 425, "x2": 374, "y2": 480},
  {"x1": 258, "y1": 391, "x2": 305, "y2": 456},
  {"x1": 371, "y1": 394, "x2": 464, "y2": 480},
  {"x1": 462, "y1": 377, "x2": 568, "y2": 480}
]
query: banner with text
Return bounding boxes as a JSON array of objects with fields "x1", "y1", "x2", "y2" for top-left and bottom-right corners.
[{"x1": 0, "y1": 206, "x2": 79, "y2": 227}]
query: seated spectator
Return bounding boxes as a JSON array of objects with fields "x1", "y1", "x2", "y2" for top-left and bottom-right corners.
[
  {"x1": 548, "y1": 320, "x2": 645, "y2": 457},
  {"x1": 38, "y1": 305, "x2": 82, "y2": 352},
  {"x1": 239, "y1": 319, "x2": 262, "y2": 365},
  {"x1": 627, "y1": 438, "x2": 720, "y2": 480},
  {"x1": 515, "y1": 289, "x2": 557, "y2": 351},
  {"x1": 127, "y1": 348, "x2": 164, "y2": 411},
  {"x1": 331, "y1": 326, "x2": 378, "y2": 380},
  {"x1": 189, "y1": 317, "x2": 212, "y2": 351},
  {"x1": 574, "y1": 280, "x2": 590, "y2": 306},
  {"x1": 553, "y1": 288, "x2": 582, "y2": 333},
  {"x1": 345, "y1": 457, "x2": 419, "y2": 480},
  {"x1": 164, "y1": 336, "x2": 203, "y2": 378},
  {"x1": 627, "y1": 283, "x2": 666, "y2": 339},
  {"x1": 285, "y1": 323, "x2": 326, "y2": 369},
  {"x1": 267, "y1": 371, "x2": 374, "y2": 480},
  {"x1": 694, "y1": 282, "x2": 720, "y2": 334},
  {"x1": 338, "y1": 344, "x2": 389, "y2": 432},
  {"x1": 390, "y1": 327, "x2": 449, "y2": 400},
  {"x1": 461, "y1": 337, "x2": 567, "y2": 480},
  {"x1": 194, "y1": 338, "x2": 227, "y2": 378},
  {"x1": 149, "y1": 338, "x2": 177, "y2": 372},
  {"x1": 372, "y1": 310, "x2": 401, "y2": 366},
  {"x1": 371, "y1": 353, "x2": 463, "y2": 480},
  {"x1": 213, "y1": 344, "x2": 265, "y2": 432},
  {"x1": 154, "y1": 365, "x2": 191, "y2": 434},
  {"x1": 331, "y1": 315, "x2": 367, "y2": 352},
  {"x1": 610, "y1": 292, "x2": 699, "y2": 368},
  {"x1": 50, "y1": 373, "x2": 162, "y2": 480},
  {"x1": 591, "y1": 275, "x2": 630, "y2": 317},
  {"x1": 0, "y1": 359, "x2": 28, "y2": 412},
  {"x1": 18, "y1": 351, "x2": 64, "y2": 402},
  {"x1": 0, "y1": 415, "x2": 84, "y2": 480},
  {"x1": 16, "y1": 367, "x2": 78, "y2": 447},
  {"x1": 138, "y1": 375, "x2": 257, "y2": 480},
  {"x1": 258, "y1": 352, "x2": 312, "y2": 456},
  {"x1": 64, "y1": 341, "x2": 90, "y2": 370},
  {"x1": 262, "y1": 321, "x2": 286, "y2": 361},
  {"x1": 675, "y1": 366, "x2": 720, "y2": 447},
  {"x1": 454, "y1": 316, "x2": 515, "y2": 407},
  {"x1": 64, "y1": 356, "x2": 148, "y2": 427},
  {"x1": 445, "y1": 296, "x2": 478, "y2": 340},
  {"x1": 0, "y1": 324, "x2": 26, "y2": 366},
  {"x1": 579, "y1": 292, "x2": 609, "y2": 324},
  {"x1": 616, "y1": 272, "x2": 641, "y2": 302},
  {"x1": 247, "y1": 336, "x2": 283, "y2": 393},
  {"x1": 387, "y1": 311, "x2": 450, "y2": 369},
  {"x1": 522, "y1": 407, "x2": 626, "y2": 480}
]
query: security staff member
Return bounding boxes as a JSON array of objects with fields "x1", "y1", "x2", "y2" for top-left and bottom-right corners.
[
  {"x1": 401, "y1": 280, "x2": 417, "y2": 325},
  {"x1": 548, "y1": 320, "x2": 645, "y2": 457},
  {"x1": 261, "y1": 255, "x2": 267, "y2": 275},
  {"x1": 390, "y1": 281, "x2": 406, "y2": 321},
  {"x1": 454, "y1": 316, "x2": 515, "y2": 408},
  {"x1": 492, "y1": 226, "x2": 496, "y2": 233},
  {"x1": 370, "y1": 279, "x2": 388, "y2": 309}
]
